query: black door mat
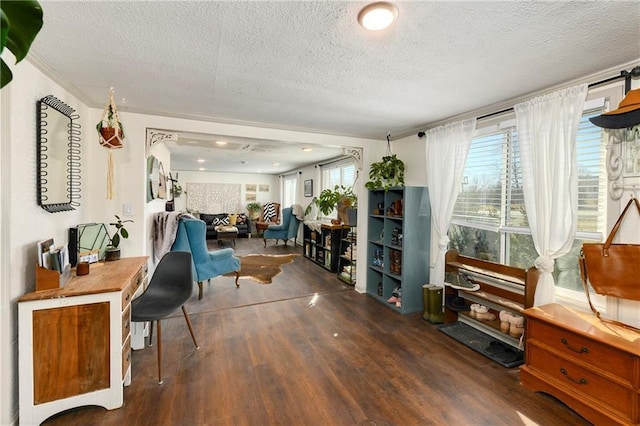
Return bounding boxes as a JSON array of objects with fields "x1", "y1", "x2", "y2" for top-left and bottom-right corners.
[{"x1": 437, "y1": 322, "x2": 524, "y2": 368}]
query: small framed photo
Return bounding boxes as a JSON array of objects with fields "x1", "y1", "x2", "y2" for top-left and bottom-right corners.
[
  {"x1": 304, "y1": 179, "x2": 313, "y2": 197},
  {"x1": 246, "y1": 193, "x2": 256, "y2": 201},
  {"x1": 245, "y1": 184, "x2": 257, "y2": 192},
  {"x1": 258, "y1": 184, "x2": 269, "y2": 192}
]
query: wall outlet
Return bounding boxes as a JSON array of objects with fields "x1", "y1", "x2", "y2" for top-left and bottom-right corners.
[{"x1": 123, "y1": 203, "x2": 134, "y2": 216}]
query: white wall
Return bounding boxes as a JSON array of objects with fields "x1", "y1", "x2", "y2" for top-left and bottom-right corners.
[
  {"x1": 171, "y1": 170, "x2": 280, "y2": 215},
  {"x1": 1, "y1": 60, "x2": 89, "y2": 425}
]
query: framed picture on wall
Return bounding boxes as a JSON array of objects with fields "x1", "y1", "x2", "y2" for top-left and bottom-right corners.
[
  {"x1": 246, "y1": 184, "x2": 257, "y2": 192},
  {"x1": 246, "y1": 193, "x2": 256, "y2": 201},
  {"x1": 304, "y1": 179, "x2": 313, "y2": 197},
  {"x1": 258, "y1": 184, "x2": 269, "y2": 192}
]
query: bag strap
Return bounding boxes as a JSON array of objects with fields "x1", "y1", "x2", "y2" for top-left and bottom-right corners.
[
  {"x1": 603, "y1": 197, "x2": 640, "y2": 256},
  {"x1": 579, "y1": 258, "x2": 640, "y2": 332}
]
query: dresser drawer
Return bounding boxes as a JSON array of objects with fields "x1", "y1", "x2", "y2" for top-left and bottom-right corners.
[
  {"x1": 122, "y1": 304, "x2": 131, "y2": 343},
  {"x1": 528, "y1": 318, "x2": 636, "y2": 382},
  {"x1": 132, "y1": 266, "x2": 146, "y2": 293},
  {"x1": 527, "y1": 344, "x2": 635, "y2": 418},
  {"x1": 122, "y1": 336, "x2": 131, "y2": 380},
  {"x1": 121, "y1": 283, "x2": 134, "y2": 309}
]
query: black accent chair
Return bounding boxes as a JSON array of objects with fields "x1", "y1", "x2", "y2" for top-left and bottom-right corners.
[{"x1": 131, "y1": 251, "x2": 199, "y2": 384}]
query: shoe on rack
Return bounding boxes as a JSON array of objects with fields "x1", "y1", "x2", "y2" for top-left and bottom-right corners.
[
  {"x1": 499, "y1": 310, "x2": 512, "y2": 333},
  {"x1": 444, "y1": 273, "x2": 480, "y2": 292},
  {"x1": 387, "y1": 296, "x2": 398, "y2": 304}
]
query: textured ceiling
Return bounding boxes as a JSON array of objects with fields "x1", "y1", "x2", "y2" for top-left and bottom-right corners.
[{"x1": 28, "y1": 1, "x2": 640, "y2": 172}]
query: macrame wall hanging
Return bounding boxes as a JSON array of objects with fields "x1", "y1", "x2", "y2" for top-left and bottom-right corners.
[{"x1": 96, "y1": 87, "x2": 125, "y2": 199}]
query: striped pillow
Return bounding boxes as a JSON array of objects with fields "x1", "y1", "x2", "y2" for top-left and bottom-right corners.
[{"x1": 263, "y1": 202, "x2": 277, "y2": 222}]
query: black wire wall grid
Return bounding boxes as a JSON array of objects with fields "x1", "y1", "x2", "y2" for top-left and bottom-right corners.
[{"x1": 37, "y1": 95, "x2": 82, "y2": 212}]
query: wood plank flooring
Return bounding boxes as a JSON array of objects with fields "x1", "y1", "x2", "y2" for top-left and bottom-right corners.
[{"x1": 42, "y1": 237, "x2": 589, "y2": 425}]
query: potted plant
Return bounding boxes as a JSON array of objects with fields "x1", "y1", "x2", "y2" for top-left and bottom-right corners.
[
  {"x1": 246, "y1": 202, "x2": 262, "y2": 220},
  {"x1": 96, "y1": 89, "x2": 125, "y2": 148},
  {"x1": 308, "y1": 185, "x2": 357, "y2": 225},
  {"x1": 365, "y1": 154, "x2": 405, "y2": 191},
  {"x1": 105, "y1": 215, "x2": 133, "y2": 261}
]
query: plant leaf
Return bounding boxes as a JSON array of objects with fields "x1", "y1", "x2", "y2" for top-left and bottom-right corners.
[
  {"x1": 2, "y1": 1, "x2": 43, "y2": 63},
  {"x1": 0, "y1": 59, "x2": 12, "y2": 88},
  {"x1": 0, "y1": 10, "x2": 8, "y2": 54}
]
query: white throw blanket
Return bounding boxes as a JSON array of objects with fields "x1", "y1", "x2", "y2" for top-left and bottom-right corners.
[
  {"x1": 153, "y1": 211, "x2": 195, "y2": 261},
  {"x1": 291, "y1": 204, "x2": 305, "y2": 221}
]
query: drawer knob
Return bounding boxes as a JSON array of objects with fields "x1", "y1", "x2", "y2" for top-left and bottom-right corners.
[
  {"x1": 561, "y1": 338, "x2": 589, "y2": 354},
  {"x1": 560, "y1": 368, "x2": 588, "y2": 385},
  {"x1": 125, "y1": 294, "x2": 131, "y2": 302}
]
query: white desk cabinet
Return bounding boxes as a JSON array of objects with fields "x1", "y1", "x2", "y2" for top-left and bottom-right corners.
[{"x1": 19, "y1": 257, "x2": 148, "y2": 425}]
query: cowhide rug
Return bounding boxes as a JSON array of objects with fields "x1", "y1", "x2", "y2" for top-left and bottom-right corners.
[{"x1": 226, "y1": 254, "x2": 299, "y2": 284}]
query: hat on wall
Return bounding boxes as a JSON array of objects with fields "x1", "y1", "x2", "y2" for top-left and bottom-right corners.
[{"x1": 589, "y1": 88, "x2": 640, "y2": 129}]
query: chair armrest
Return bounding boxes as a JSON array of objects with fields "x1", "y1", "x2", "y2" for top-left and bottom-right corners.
[
  {"x1": 208, "y1": 247, "x2": 236, "y2": 260},
  {"x1": 267, "y1": 223, "x2": 286, "y2": 231}
]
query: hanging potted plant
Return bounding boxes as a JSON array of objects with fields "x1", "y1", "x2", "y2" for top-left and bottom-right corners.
[
  {"x1": 105, "y1": 215, "x2": 133, "y2": 261},
  {"x1": 96, "y1": 88, "x2": 125, "y2": 149},
  {"x1": 365, "y1": 134, "x2": 405, "y2": 191},
  {"x1": 365, "y1": 153, "x2": 405, "y2": 191}
]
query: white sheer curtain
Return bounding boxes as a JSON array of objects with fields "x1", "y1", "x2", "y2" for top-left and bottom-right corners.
[
  {"x1": 425, "y1": 118, "x2": 477, "y2": 286},
  {"x1": 515, "y1": 84, "x2": 588, "y2": 306}
]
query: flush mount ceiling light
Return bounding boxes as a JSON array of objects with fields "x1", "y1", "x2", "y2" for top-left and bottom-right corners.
[{"x1": 358, "y1": 2, "x2": 398, "y2": 31}]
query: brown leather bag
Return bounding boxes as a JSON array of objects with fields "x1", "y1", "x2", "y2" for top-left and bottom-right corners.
[{"x1": 580, "y1": 197, "x2": 640, "y2": 301}]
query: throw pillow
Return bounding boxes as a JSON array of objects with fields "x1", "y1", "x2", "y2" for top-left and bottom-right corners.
[
  {"x1": 263, "y1": 202, "x2": 277, "y2": 222},
  {"x1": 236, "y1": 213, "x2": 247, "y2": 225},
  {"x1": 212, "y1": 216, "x2": 230, "y2": 226},
  {"x1": 229, "y1": 214, "x2": 237, "y2": 225}
]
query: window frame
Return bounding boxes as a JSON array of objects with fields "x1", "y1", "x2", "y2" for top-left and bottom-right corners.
[{"x1": 448, "y1": 84, "x2": 622, "y2": 312}]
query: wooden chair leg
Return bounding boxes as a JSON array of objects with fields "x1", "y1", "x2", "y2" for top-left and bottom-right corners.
[
  {"x1": 149, "y1": 321, "x2": 154, "y2": 346},
  {"x1": 198, "y1": 281, "x2": 203, "y2": 300},
  {"x1": 181, "y1": 306, "x2": 199, "y2": 349},
  {"x1": 234, "y1": 271, "x2": 240, "y2": 287},
  {"x1": 263, "y1": 238, "x2": 267, "y2": 248},
  {"x1": 157, "y1": 320, "x2": 163, "y2": 384}
]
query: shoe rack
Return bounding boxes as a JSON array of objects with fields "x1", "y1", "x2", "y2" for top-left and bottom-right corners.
[
  {"x1": 443, "y1": 249, "x2": 540, "y2": 349},
  {"x1": 366, "y1": 186, "x2": 431, "y2": 314},
  {"x1": 303, "y1": 223, "x2": 350, "y2": 273},
  {"x1": 337, "y1": 228, "x2": 357, "y2": 285}
]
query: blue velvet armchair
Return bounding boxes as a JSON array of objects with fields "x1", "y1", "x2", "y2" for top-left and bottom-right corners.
[
  {"x1": 171, "y1": 218, "x2": 240, "y2": 299},
  {"x1": 263, "y1": 207, "x2": 300, "y2": 247}
]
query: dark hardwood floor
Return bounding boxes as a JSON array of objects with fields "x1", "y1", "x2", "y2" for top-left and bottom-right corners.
[{"x1": 43, "y1": 237, "x2": 589, "y2": 425}]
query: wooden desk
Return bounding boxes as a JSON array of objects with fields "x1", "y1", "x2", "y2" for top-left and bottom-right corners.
[
  {"x1": 521, "y1": 303, "x2": 640, "y2": 425},
  {"x1": 18, "y1": 257, "x2": 148, "y2": 425}
]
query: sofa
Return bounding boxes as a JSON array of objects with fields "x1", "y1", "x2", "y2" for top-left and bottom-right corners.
[{"x1": 199, "y1": 213, "x2": 251, "y2": 239}]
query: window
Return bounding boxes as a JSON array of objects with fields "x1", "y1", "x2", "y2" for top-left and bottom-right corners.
[
  {"x1": 320, "y1": 159, "x2": 356, "y2": 217},
  {"x1": 282, "y1": 174, "x2": 297, "y2": 208},
  {"x1": 449, "y1": 106, "x2": 607, "y2": 294}
]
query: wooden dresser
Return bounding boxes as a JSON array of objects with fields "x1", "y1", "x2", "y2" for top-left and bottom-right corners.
[
  {"x1": 18, "y1": 257, "x2": 148, "y2": 426},
  {"x1": 521, "y1": 303, "x2": 640, "y2": 426}
]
